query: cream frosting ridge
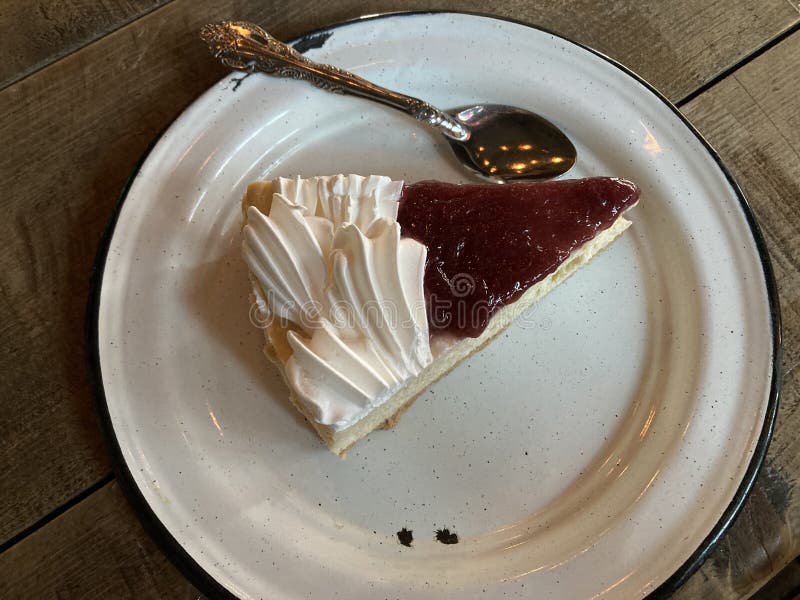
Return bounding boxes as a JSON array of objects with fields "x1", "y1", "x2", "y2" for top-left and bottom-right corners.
[{"x1": 242, "y1": 175, "x2": 432, "y2": 430}]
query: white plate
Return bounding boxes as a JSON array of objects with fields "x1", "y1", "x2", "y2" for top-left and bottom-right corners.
[{"x1": 89, "y1": 12, "x2": 780, "y2": 599}]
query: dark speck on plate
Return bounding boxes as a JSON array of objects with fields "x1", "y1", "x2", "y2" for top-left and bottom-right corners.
[
  {"x1": 435, "y1": 528, "x2": 459, "y2": 544},
  {"x1": 397, "y1": 527, "x2": 413, "y2": 547}
]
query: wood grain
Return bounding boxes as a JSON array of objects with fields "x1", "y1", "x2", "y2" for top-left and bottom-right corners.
[
  {"x1": 752, "y1": 556, "x2": 800, "y2": 599},
  {"x1": 0, "y1": 0, "x2": 172, "y2": 90},
  {"x1": 0, "y1": 482, "x2": 197, "y2": 600},
  {"x1": 675, "y1": 30, "x2": 800, "y2": 598}
]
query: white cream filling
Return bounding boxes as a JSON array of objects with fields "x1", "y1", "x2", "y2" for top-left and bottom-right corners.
[{"x1": 242, "y1": 175, "x2": 433, "y2": 431}]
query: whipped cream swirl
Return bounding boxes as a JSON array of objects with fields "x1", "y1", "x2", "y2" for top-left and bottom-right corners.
[{"x1": 242, "y1": 175, "x2": 432, "y2": 430}]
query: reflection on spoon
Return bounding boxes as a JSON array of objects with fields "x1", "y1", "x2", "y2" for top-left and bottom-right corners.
[{"x1": 450, "y1": 104, "x2": 576, "y2": 180}]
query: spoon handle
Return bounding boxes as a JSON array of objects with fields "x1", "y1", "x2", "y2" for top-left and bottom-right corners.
[{"x1": 200, "y1": 21, "x2": 469, "y2": 141}]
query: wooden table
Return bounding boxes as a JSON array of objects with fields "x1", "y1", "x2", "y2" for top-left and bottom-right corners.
[{"x1": 1, "y1": 2, "x2": 798, "y2": 598}]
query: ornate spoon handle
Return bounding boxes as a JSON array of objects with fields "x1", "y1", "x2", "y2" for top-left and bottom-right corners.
[{"x1": 200, "y1": 21, "x2": 469, "y2": 141}]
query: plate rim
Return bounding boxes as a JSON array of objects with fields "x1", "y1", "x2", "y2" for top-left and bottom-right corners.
[{"x1": 85, "y1": 10, "x2": 782, "y2": 599}]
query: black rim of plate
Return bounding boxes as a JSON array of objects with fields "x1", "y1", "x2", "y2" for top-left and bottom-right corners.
[{"x1": 86, "y1": 10, "x2": 782, "y2": 600}]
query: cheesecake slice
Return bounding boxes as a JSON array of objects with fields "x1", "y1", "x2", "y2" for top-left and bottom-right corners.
[{"x1": 242, "y1": 175, "x2": 640, "y2": 456}]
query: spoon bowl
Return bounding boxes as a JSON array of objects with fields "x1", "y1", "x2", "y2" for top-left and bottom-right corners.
[
  {"x1": 200, "y1": 21, "x2": 577, "y2": 181},
  {"x1": 451, "y1": 104, "x2": 576, "y2": 179}
]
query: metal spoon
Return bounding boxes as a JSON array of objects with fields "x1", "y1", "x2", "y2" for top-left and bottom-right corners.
[{"x1": 200, "y1": 21, "x2": 576, "y2": 181}]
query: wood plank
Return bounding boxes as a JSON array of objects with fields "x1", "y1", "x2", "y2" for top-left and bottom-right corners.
[
  {"x1": 751, "y1": 557, "x2": 800, "y2": 599},
  {"x1": 533, "y1": 0, "x2": 800, "y2": 102},
  {"x1": 0, "y1": 0, "x2": 172, "y2": 90},
  {"x1": 0, "y1": 482, "x2": 197, "y2": 600},
  {"x1": 0, "y1": 0, "x2": 797, "y2": 576},
  {"x1": 675, "y1": 31, "x2": 800, "y2": 598}
]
